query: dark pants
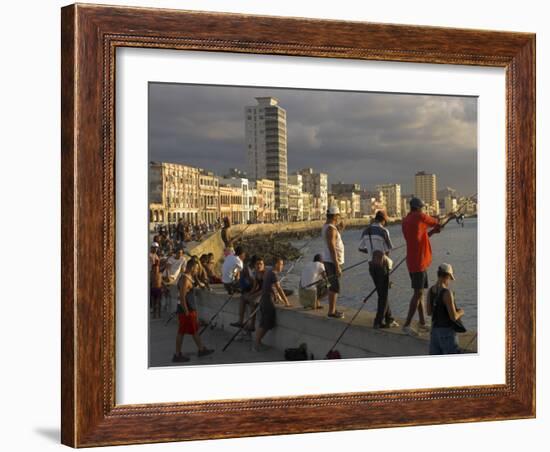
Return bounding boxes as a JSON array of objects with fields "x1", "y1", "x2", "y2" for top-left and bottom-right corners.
[{"x1": 369, "y1": 262, "x2": 393, "y2": 327}]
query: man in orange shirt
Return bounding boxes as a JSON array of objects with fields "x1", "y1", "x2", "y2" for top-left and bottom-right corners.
[{"x1": 401, "y1": 197, "x2": 442, "y2": 336}]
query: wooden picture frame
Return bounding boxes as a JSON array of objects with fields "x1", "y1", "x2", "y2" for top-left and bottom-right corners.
[{"x1": 61, "y1": 3, "x2": 535, "y2": 447}]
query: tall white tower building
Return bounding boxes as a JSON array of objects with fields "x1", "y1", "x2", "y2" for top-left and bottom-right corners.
[
  {"x1": 414, "y1": 171, "x2": 438, "y2": 215},
  {"x1": 245, "y1": 97, "x2": 288, "y2": 219}
]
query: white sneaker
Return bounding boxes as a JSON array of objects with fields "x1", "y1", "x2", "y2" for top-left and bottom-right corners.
[
  {"x1": 388, "y1": 320, "x2": 400, "y2": 328},
  {"x1": 402, "y1": 325, "x2": 419, "y2": 337}
]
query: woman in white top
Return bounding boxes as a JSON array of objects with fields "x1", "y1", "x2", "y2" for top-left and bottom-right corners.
[{"x1": 322, "y1": 206, "x2": 345, "y2": 319}]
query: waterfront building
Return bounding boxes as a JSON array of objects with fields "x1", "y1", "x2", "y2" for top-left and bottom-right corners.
[
  {"x1": 245, "y1": 97, "x2": 288, "y2": 219},
  {"x1": 198, "y1": 170, "x2": 220, "y2": 225},
  {"x1": 328, "y1": 193, "x2": 358, "y2": 219},
  {"x1": 219, "y1": 185, "x2": 233, "y2": 223},
  {"x1": 415, "y1": 171, "x2": 439, "y2": 215},
  {"x1": 220, "y1": 177, "x2": 250, "y2": 224},
  {"x1": 359, "y1": 190, "x2": 384, "y2": 217},
  {"x1": 219, "y1": 184, "x2": 247, "y2": 225},
  {"x1": 443, "y1": 196, "x2": 457, "y2": 216},
  {"x1": 331, "y1": 182, "x2": 361, "y2": 195},
  {"x1": 287, "y1": 174, "x2": 304, "y2": 221},
  {"x1": 302, "y1": 192, "x2": 313, "y2": 221},
  {"x1": 457, "y1": 196, "x2": 477, "y2": 215},
  {"x1": 332, "y1": 192, "x2": 361, "y2": 218},
  {"x1": 375, "y1": 183, "x2": 402, "y2": 218},
  {"x1": 299, "y1": 168, "x2": 328, "y2": 219},
  {"x1": 253, "y1": 178, "x2": 276, "y2": 223},
  {"x1": 149, "y1": 161, "x2": 200, "y2": 225},
  {"x1": 248, "y1": 186, "x2": 259, "y2": 223}
]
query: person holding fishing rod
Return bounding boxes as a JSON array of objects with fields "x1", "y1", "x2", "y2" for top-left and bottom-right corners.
[
  {"x1": 172, "y1": 258, "x2": 214, "y2": 363},
  {"x1": 322, "y1": 206, "x2": 346, "y2": 319},
  {"x1": 358, "y1": 210, "x2": 399, "y2": 329},
  {"x1": 401, "y1": 197, "x2": 453, "y2": 336},
  {"x1": 230, "y1": 255, "x2": 266, "y2": 333},
  {"x1": 253, "y1": 256, "x2": 291, "y2": 352}
]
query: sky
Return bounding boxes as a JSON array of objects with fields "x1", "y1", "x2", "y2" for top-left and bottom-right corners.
[{"x1": 149, "y1": 82, "x2": 477, "y2": 195}]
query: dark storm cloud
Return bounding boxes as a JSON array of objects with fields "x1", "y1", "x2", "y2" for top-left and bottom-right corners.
[{"x1": 149, "y1": 83, "x2": 477, "y2": 194}]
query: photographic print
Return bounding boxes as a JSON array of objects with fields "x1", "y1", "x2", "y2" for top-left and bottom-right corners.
[
  {"x1": 61, "y1": 5, "x2": 536, "y2": 445},
  {"x1": 148, "y1": 82, "x2": 479, "y2": 367}
]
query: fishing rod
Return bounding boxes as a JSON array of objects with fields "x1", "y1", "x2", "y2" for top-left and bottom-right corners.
[
  {"x1": 463, "y1": 332, "x2": 478, "y2": 351},
  {"x1": 227, "y1": 222, "x2": 253, "y2": 246},
  {"x1": 163, "y1": 224, "x2": 254, "y2": 327},
  {"x1": 199, "y1": 234, "x2": 315, "y2": 336},
  {"x1": 325, "y1": 254, "x2": 409, "y2": 357},
  {"x1": 300, "y1": 243, "x2": 407, "y2": 290},
  {"x1": 324, "y1": 194, "x2": 477, "y2": 357},
  {"x1": 221, "y1": 249, "x2": 310, "y2": 352}
]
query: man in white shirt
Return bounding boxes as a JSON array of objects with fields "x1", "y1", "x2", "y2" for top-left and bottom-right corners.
[
  {"x1": 359, "y1": 210, "x2": 398, "y2": 329},
  {"x1": 222, "y1": 246, "x2": 246, "y2": 294},
  {"x1": 299, "y1": 254, "x2": 327, "y2": 309},
  {"x1": 322, "y1": 206, "x2": 345, "y2": 319}
]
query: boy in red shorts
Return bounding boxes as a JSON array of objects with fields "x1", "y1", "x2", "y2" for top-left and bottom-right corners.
[{"x1": 172, "y1": 259, "x2": 214, "y2": 363}]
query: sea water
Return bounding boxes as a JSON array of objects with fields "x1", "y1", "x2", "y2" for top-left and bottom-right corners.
[{"x1": 287, "y1": 218, "x2": 478, "y2": 330}]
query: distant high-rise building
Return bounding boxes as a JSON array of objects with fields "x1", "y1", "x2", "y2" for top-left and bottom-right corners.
[
  {"x1": 443, "y1": 196, "x2": 457, "y2": 216},
  {"x1": 375, "y1": 183, "x2": 402, "y2": 218},
  {"x1": 245, "y1": 97, "x2": 288, "y2": 219},
  {"x1": 299, "y1": 168, "x2": 328, "y2": 220},
  {"x1": 331, "y1": 182, "x2": 361, "y2": 195},
  {"x1": 437, "y1": 186, "x2": 457, "y2": 200},
  {"x1": 415, "y1": 171, "x2": 438, "y2": 214}
]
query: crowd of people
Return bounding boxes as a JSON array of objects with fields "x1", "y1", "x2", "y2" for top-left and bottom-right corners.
[
  {"x1": 150, "y1": 196, "x2": 468, "y2": 362},
  {"x1": 152, "y1": 217, "x2": 222, "y2": 251}
]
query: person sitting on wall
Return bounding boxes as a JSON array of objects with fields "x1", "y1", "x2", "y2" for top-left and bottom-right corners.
[
  {"x1": 231, "y1": 256, "x2": 266, "y2": 336},
  {"x1": 204, "y1": 252, "x2": 222, "y2": 284},
  {"x1": 298, "y1": 254, "x2": 327, "y2": 310},
  {"x1": 221, "y1": 246, "x2": 246, "y2": 294}
]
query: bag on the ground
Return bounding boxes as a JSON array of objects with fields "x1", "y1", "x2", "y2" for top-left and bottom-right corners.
[
  {"x1": 284, "y1": 343, "x2": 309, "y2": 361},
  {"x1": 326, "y1": 349, "x2": 342, "y2": 359}
]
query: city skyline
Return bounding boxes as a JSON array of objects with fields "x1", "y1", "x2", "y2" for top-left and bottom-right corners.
[{"x1": 149, "y1": 82, "x2": 477, "y2": 195}]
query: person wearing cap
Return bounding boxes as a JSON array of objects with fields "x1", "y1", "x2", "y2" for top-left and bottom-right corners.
[
  {"x1": 401, "y1": 197, "x2": 442, "y2": 336},
  {"x1": 359, "y1": 210, "x2": 398, "y2": 329},
  {"x1": 426, "y1": 263, "x2": 464, "y2": 354},
  {"x1": 322, "y1": 206, "x2": 345, "y2": 319}
]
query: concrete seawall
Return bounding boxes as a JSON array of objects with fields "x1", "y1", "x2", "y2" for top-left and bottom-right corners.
[
  {"x1": 193, "y1": 286, "x2": 477, "y2": 362},
  {"x1": 187, "y1": 218, "x2": 376, "y2": 267},
  {"x1": 229, "y1": 217, "x2": 378, "y2": 239}
]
